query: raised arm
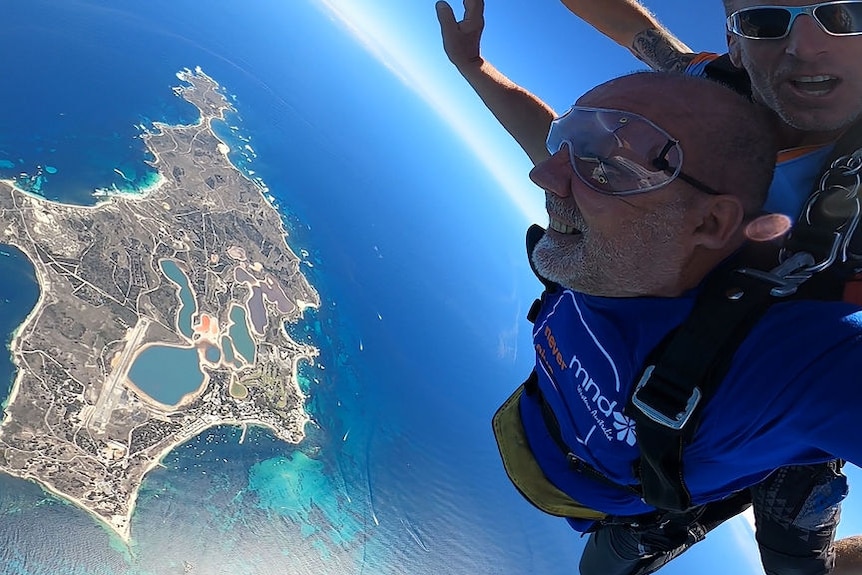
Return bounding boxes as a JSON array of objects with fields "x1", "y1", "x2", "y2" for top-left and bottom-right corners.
[
  {"x1": 559, "y1": 0, "x2": 695, "y2": 72},
  {"x1": 436, "y1": 0, "x2": 555, "y2": 165}
]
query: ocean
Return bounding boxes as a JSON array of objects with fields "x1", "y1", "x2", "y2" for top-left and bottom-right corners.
[{"x1": 0, "y1": 1, "x2": 583, "y2": 573}]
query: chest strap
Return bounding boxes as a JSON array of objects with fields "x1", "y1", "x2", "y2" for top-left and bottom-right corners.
[
  {"x1": 628, "y1": 263, "x2": 779, "y2": 511},
  {"x1": 630, "y1": 138, "x2": 862, "y2": 512}
]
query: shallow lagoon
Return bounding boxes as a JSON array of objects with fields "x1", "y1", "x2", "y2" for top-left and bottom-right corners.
[{"x1": 127, "y1": 344, "x2": 205, "y2": 406}]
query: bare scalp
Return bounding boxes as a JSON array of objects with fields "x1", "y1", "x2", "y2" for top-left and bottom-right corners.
[{"x1": 582, "y1": 72, "x2": 777, "y2": 215}]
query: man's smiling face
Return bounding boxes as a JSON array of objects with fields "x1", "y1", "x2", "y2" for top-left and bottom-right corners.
[{"x1": 528, "y1": 77, "x2": 716, "y2": 298}]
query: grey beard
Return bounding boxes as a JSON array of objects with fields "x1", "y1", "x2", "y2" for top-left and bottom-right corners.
[
  {"x1": 530, "y1": 233, "x2": 582, "y2": 290},
  {"x1": 531, "y1": 196, "x2": 689, "y2": 296}
]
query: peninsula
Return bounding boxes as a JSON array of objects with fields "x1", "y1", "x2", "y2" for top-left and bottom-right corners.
[{"x1": 0, "y1": 68, "x2": 319, "y2": 541}]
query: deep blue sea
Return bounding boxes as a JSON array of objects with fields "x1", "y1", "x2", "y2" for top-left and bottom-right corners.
[
  {"x1": 7, "y1": 2, "x2": 854, "y2": 574},
  {"x1": 0, "y1": 2, "x2": 590, "y2": 574}
]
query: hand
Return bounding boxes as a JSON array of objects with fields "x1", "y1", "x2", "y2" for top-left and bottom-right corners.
[{"x1": 435, "y1": 0, "x2": 485, "y2": 69}]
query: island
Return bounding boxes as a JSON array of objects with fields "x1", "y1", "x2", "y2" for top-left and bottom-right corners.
[{"x1": 0, "y1": 67, "x2": 320, "y2": 541}]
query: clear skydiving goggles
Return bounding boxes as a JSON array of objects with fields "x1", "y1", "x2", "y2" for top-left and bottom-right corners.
[
  {"x1": 727, "y1": 1, "x2": 862, "y2": 40},
  {"x1": 545, "y1": 106, "x2": 721, "y2": 197}
]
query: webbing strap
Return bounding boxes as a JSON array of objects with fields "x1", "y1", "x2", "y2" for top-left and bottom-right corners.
[
  {"x1": 630, "y1": 120, "x2": 862, "y2": 512},
  {"x1": 629, "y1": 263, "x2": 779, "y2": 511},
  {"x1": 702, "y1": 54, "x2": 752, "y2": 98},
  {"x1": 786, "y1": 121, "x2": 862, "y2": 270}
]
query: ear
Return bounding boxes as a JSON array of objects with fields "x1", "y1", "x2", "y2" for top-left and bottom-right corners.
[
  {"x1": 727, "y1": 33, "x2": 743, "y2": 68},
  {"x1": 692, "y1": 195, "x2": 746, "y2": 249}
]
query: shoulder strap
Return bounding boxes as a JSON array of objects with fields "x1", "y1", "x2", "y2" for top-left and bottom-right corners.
[
  {"x1": 627, "y1": 253, "x2": 780, "y2": 511},
  {"x1": 629, "y1": 120, "x2": 862, "y2": 512},
  {"x1": 822, "y1": 121, "x2": 862, "y2": 268},
  {"x1": 702, "y1": 54, "x2": 752, "y2": 98}
]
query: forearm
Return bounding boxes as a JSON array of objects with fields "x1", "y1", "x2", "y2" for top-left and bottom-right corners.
[
  {"x1": 456, "y1": 59, "x2": 556, "y2": 165},
  {"x1": 559, "y1": 0, "x2": 694, "y2": 72}
]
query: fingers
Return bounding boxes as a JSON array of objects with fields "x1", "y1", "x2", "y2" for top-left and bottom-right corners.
[
  {"x1": 436, "y1": 0, "x2": 483, "y2": 66},
  {"x1": 435, "y1": 1, "x2": 455, "y2": 30},
  {"x1": 463, "y1": 0, "x2": 485, "y2": 20}
]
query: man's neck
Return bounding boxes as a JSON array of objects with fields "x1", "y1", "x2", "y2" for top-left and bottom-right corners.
[{"x1": 769, "y1": 115, "x2": 842, "y2": 150}]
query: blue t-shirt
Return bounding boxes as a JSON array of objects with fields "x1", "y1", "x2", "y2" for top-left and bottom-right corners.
[
  {"x1": 523, "y1": 287, "x2": 862, "y2": 528},
  {"x1": 686, "y1": 53, "x2": 833, "y2": 220},
  {"x1": 766, "y1": 146, "x2": 833, "y2": 218}
]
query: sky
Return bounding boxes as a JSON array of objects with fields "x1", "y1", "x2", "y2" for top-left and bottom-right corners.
[
  {"x1": 306, "y1": 0, "x2": 862, "y2": 572},
  {"x1": 0, "y1": 2, "x2": 857, "y2": 573},
  {"x1": 309, "y1": 0, "x2": 729, "y2": 227}
]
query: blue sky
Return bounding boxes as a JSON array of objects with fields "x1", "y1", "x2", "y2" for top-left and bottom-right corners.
[
  {"x1": 2, "y1": 2, "x2": 857, "y2": 573},
  {"x1": 308, "y1": 0, "x2": 862, "y2": 571},
  {"x1": 309, "y1": 0, "x2": 729, "y2": 226}
]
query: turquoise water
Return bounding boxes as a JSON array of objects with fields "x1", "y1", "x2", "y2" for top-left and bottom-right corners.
[
  {"x1": 0, "y1": 1, "x2": 595, "y2": 574},
  {"x1": 0, "y1": 247, "x2": 39, "y2": 407},
  {"x1": 127, "y1": 345, "x2": 205, "y2": 406},
  {"x1": 159, "y1": 259, "x2": 196, "y2": 339},
  {"x1": 204, "y1": 345, "x2": 220, "y2": 363},
  {"x1": 228, "y1": 305, "x2": 255, "y2": 363},
  {"x1": 221, "y1": 335, "x2": 236, "y2": 365},
  {"x1": 248, "y1": 452, "x2": 363, "y2": 550}
]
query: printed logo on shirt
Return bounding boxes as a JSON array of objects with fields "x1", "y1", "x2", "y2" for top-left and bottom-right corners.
[
  {"x1": 612, "y1": 412, "x2": 637, "y2": 446},
  {"x1": 570, "y1": 351, "x2": 635, "y2": 446},
  {"x1": 538, "y1": 319, "x2": 635, "y2": 448}
]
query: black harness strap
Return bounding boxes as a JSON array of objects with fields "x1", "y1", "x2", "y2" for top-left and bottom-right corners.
[
  {"x1": 628, "y1": 256, "x2": 781, "y2": 511},
  {"x1": 787, "y1": 120, "x2": 862, "y2": 271},
  {"x1": 629, "y1": 119, "x2": 862, "y2": 512},
  {"x1": 526, "y1": 223, "x2": 558, "y2": 292},
  {"x1": 520, "y1": 114, "x2": 862, "y2": 512},
  {"x1": 702, "y1": 54, "x2": 752, "y2": 97}
]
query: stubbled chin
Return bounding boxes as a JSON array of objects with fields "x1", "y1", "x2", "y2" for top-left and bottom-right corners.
[{"x1": 531, "y1": 234, "x2": 581, "y2": 288}]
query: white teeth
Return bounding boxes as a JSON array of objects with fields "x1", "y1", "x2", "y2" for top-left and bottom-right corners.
[
  {"x1": 549, "y1": 218, "x2": 578, "y2": 234},
  {"x1": 795, "y1": 75, "x2": 835, "y2": 83}
]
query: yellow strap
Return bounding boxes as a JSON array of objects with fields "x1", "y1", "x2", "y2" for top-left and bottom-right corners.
[{"x1": 492, "y1": 386, "x2": 608, "y2": 520}]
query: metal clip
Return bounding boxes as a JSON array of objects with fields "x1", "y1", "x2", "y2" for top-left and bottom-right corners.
[
  {"x1": 739, "y1": 147, "x2": 862, "y2": 296},
  {"x1": 737, "y1": 251, "x2": 817, "y2": 297},
  {"x1": 631, "y1": 366, "x2": 701, "y2": 430},
  {"x1": 790, "y1": 149, "x2": 862, "y2": 270}
]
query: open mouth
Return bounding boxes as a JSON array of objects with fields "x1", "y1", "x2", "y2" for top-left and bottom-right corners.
[
  {"x1": 789, "y1": 75, "x2": 840, "y2": 96},
  {"x1": 548, "y1": 218, "x2": 582, "y2": 235}
]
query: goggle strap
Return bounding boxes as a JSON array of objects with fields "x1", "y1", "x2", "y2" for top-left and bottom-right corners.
[{"x1": 651, "y1": 140, "x2": 677, "y2": 172}]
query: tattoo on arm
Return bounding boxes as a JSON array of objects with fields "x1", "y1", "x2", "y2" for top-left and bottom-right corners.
[{"x1": 631, "y1": 28, "x2": 695, "y2": 73}]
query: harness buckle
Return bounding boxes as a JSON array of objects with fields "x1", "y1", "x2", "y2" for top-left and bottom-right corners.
[
  {"x1": 736, "y1": 251, "x2": 817, "y2": 297},
  {"x1": 739, "y1": 148, "x2": 862, "y2": 295},
  {"x1": 787, "y1": 151, "x2": 862, "y2": 267},
  {"x1": 631, "y1": 366, "x2": 701, "y2": 430}
]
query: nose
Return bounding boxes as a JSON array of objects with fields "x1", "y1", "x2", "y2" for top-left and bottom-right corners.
[
  {"x1": 529, "y1": 148, "x2": 574, "y2": 198},
  {"x1": 784, "y1": 14, "x2": 830, "y2": 59}
]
